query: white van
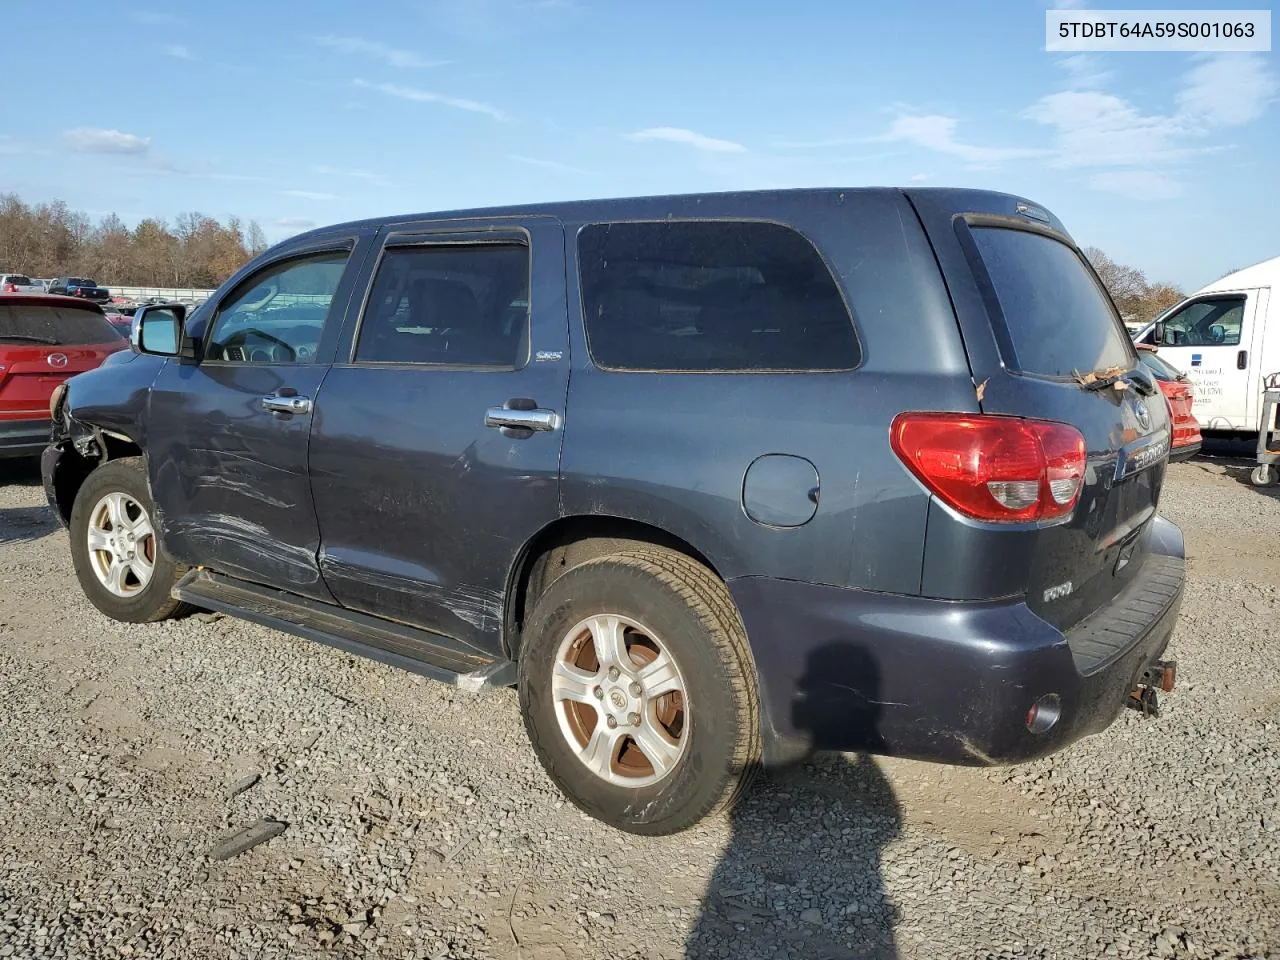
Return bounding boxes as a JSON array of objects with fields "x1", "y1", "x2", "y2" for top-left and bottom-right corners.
[{"x1": 1135, "y1": 256, "x2": 1278, "y2": 434}]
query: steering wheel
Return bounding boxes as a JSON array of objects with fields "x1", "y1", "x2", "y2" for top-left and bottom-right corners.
[{"x1": 230, "y1": 327, "x2": 296, "y2": 362}]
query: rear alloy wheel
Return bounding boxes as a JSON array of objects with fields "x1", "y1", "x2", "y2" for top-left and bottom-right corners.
[
  {"x1": 520, "y1": 547, "x2": 759, "y2": 835},
  {"x1": 70, "y1": 457, "x2": 191, "y2": 623}
]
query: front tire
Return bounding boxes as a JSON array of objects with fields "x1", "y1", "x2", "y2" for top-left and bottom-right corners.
[
  {"x1": 69, "y1": 457, "x2": 191, "y2": 623},
  {"x1": 519, "y1": 547, "x2": 759, "y2": 835}
]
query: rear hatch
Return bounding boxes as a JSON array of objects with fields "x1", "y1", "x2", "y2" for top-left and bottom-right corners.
[
  {"x1": 907, "y1": 189, "x2": 1171, "y2": 632},
  {"x1": 0, "y1": 301, "x2": 125, "y2": 420}
]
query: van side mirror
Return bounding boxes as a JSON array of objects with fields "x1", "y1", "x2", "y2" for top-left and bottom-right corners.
[
  {"x1": 1152, "y1": 320, "x2": 1165, "y2": 345},
  {"x1": 132, "y1": 303, "x2": 188, "y2": 358}
]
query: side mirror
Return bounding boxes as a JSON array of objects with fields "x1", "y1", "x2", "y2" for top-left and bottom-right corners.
[
  {"x1": 1152, "y1": 320, "x2": 1165, "y2": 345},
  {"x1": 132, "y1": 303, "x2": 187, "y2": 358}
]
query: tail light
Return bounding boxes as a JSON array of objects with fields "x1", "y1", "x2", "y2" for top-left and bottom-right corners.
[
  {"x1": 2, "y1": 283, "x2": 15, "y2": 293},
  {"x1": 890, "y1": 413, "x2": 1087, "y2": 523}
]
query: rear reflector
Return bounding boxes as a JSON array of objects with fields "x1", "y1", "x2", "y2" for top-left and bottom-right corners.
[{"x1": 890, "y1": 413, "x2": 1087, "y2": 523}]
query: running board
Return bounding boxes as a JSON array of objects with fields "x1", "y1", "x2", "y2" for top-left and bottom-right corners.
[{"x1": 172, "y1": 569, "x2": 518, "y2": 690}]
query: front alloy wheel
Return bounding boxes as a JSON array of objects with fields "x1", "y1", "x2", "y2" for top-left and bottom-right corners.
[{"x1": 86, "y1": 492, "x2": 157, "y2": 597}]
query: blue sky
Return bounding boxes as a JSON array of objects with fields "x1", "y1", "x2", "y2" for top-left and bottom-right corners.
[{"x1": 2, "y1": 0, "x2": 1276, "y2": 290}]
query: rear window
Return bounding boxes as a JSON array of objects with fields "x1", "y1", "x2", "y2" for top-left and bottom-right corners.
[
  {"x1": 578, "y1": 220, "x2": 859, "y2": 372},
  {"x1": 970, "y1": 227, "x2": 1134, "y2": 378},
  {"x1": 1138, "y1": 350, "x2": 1184, "y2": 382},
  {"x1": 5, "y1": 275, "x2": 32, "y2": 285},
  {"x1": 0, "y1": 304, "x2": 119, "y2": 345}
]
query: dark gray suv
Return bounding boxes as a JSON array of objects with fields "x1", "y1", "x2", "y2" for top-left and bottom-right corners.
[{"x1": 43, "y1": 188, "x2": 1184, "y2": 834}]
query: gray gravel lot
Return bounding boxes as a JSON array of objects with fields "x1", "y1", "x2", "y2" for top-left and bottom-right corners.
[{"x1": 1, "y1": 455, "x2": 1277, "y2": 960}]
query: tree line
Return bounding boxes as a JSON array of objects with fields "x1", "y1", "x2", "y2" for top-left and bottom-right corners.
[
  {"x1": 0, "y1": 193, "x2": 268, "y2": 288},
  {"x1": 1082, "y1": 247, "x2": 1185, "y2": 323}
]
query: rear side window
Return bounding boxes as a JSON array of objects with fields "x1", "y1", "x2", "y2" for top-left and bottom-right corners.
[
  {"x1": 578, "y1": 220, "x2": 859, "y2": 372},
  {"x1": 0, "y1": 304, "x2": 118, "y2": 345},
  {"x1": 970, "y1": 227, "x2": 1134, "y2": 377},
  {"x1": 355, "y1": 244, "x2": 530, "y2": 368}
]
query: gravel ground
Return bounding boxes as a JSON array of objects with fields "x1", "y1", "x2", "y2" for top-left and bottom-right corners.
[{"x1": 0, "y1": 454, "x2": 1277, "y2": 960}]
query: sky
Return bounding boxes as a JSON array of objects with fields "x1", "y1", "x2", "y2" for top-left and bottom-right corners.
[{"x1": 1, "y1": 0, "x2": 1276, "y2": 291}]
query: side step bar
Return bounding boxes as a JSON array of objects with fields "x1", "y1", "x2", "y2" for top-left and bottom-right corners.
[{"x1": 173, "y1": 569, "x2": 518, "y2": 690}]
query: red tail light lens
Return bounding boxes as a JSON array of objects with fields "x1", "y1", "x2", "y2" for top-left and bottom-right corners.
[
  {"x1": 890, "y1": 413, "x2": 1087, "y2": 523},
  {"x1": 2, "y1": 283, "x2": 15, "y2": 293}
]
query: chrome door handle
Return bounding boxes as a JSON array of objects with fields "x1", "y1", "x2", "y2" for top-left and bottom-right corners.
[
  {"x1": 262, "y1": 394, "x2": 312, "y2": 415},
  {"x1": 484, "y1": 406, "x2": 559, "y2": 432}
]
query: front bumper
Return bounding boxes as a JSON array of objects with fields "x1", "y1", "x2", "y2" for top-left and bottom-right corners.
[
  {"x1": 729, "y1": 515, "x2": 1185, "y2": 768},
  {"x1": 0, "y1": 418, "x2": 52, "y2": 459}
]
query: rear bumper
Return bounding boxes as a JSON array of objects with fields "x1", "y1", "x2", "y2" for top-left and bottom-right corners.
[
  {"x1": 1168, "y1": 440, "x2": 1201, "y2": 462},
  {"x1": 0, "y1": 418, "x2": 52, "y2": 459},
  {"x1": 729, "y1": 515, "x2": 1185, "y2": 767}
]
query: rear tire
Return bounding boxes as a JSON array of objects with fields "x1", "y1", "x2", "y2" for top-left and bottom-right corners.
[
  {"x1": 519, "y1": 546, "x2": 759, "y2": 835},
  {"x1": 69, "y1": 457, "x2": 192, "y2": 624}
]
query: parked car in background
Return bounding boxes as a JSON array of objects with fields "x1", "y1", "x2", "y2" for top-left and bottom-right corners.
[
  {"x1": 1137, "y1": 344, "x2": 1202, "y2": 461},
  {"x1": 1134, "y1": 255, "x2": 1278, "y2": 435},
  {"x1": 1, "y1": 295, "x2": 127, "y2": 458},
  {"x1": 44, "y1": 188, "x2": 1184, "y2": 834},
  {"x1": 46, "y1": 277, "x2": 112, "y2": 303},
  {"x1": 102, "y1": 312, "x2": 134, "y2": 337},
  {"x1": 1, "y1": 274, "x2": 45, "y2": 294}
]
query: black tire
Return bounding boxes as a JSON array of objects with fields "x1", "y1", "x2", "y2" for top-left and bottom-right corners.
[
  {"x1": 69, "y1": 457, "x2": 192, "y2": 624},
  {"x1": 519, "y1": 546, "x2": 759, "y2": 835}
]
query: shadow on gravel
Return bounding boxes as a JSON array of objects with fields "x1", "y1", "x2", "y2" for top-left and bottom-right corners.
[
  {"x1": 0, "y1": 504, "x2": 59, "y2": 544},
  {"x1": 1220, "y1": 463, "x2": 1280, "y2": 500},
  {"x1": 0, "y1": 457, "x2": 42, "y2": 487},
  {"x1": 686, "y1": 644, "x2": 900, "y2": 960}
]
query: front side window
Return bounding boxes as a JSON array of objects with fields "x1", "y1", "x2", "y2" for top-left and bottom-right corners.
[
  {"x1": 205, "y1": 251, "x2": 348, "y2": 364},
  {"x1": 355, "y1": 244, "x2": 530, "y2": 367},
  {"x1": 970, "y1": 226, "x2": 1134, "y2": 377},
  {"x1": 1157, "y1": 297, "x2": 1244, "y2": 347},
  {"x1": 578, "y1": 220, "x2": 859, "y2": 372}
]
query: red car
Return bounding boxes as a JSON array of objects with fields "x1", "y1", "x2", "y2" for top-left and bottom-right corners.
[
  {"x1": 0, "y1": 295, "x2": 127, "y2": 459},
  {"x1": 1137, "y1": 343, "x2": 1201, "y2": 461}
]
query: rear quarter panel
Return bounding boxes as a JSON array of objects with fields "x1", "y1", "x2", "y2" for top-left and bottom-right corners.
[{"x1": 559, "y1": 189, "x2": 976, "y2": 593}]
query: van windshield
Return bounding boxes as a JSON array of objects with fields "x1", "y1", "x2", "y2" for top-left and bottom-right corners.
[{"x1": 972, "y1": 227, "x2": 1134, "y2": 378}]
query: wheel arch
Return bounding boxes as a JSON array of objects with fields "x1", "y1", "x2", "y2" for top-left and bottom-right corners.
[
  {"x1": 503, "y1": 514, "x2": 726, "y2": 661},
  {"x1": 48, "y1": 423, "x2": 144, "y2": 524}
]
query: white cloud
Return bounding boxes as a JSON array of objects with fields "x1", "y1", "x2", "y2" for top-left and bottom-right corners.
[
  {"x1": 1056, "y1": 53, "x2": 1112, "y2": 90},
  {"x1": 508, "y1": 153, "x2": 587, "y2": 174},
  {"x1": 1089, "y1": 170, "x2": 1184, "y2": 200},
  {"x1": 353, "y1": 79, "x2": 507, "y2": 121},
  {"x1": 880, "y1": 115, "x2": 1046, "y2": 165},
  {"x1": 163, "y1": 44, "x2": 195, "y2": 60},
  {"x1": 909, "y1": 172, "x2": 932, "y2": 182},
  {"x1": 275, "y1": 217, "x2": 317, "y2": 229},
  {"x1": 1177, "y1": 54, "x2": 1277, "y2": 127},
  {"x1": 281, "y1": 190, "x2": 342, "y2": 201},
  {"x1": 311, "y1": 164, "x2": 396, "y2": 187},
  {"x1": 624, "y1": 127, "x2": 747, "y2": 154},
  {"x1": 62, "y1": 127, "x2": 152, "y2": 155},
  {"x1": 1023, "y1": 91, "x2": 1188, "y2": 167},
  {"x1": 315, "y1": 36, "x2": 447, "y2": 69}
]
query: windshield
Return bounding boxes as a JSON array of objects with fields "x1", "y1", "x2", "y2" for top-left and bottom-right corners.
[
  {"x1": 971, "y1": 227, "x2": 1134, "y2": 378},
  {"x1": 0, "y1": 304, "x2": 119, "y2": 344}
]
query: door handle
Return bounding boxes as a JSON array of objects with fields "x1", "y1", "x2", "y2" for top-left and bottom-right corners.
[
  {"x1": 1238, "y1": 349, "x2": 1248, "y2": 370},
  {"x1": 262, "y1": 394, "x2": 312, "y2": 415},
  {"x1": 485, "y1": 401, "x2": 559, "y2": 434}
]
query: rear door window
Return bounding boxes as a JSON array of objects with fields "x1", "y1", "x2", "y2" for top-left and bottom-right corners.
[
  {"x1": 0, "y1": 303, "x2": 118, "y2": 344},
  {"x1": 969, "y1": 226, "x2": 1134, "y2": 377},
  {"x1": 354, "y1": 244, "x2": 530, "y2": 367},
  {"x1": 578, "y1": 220, "x2": 859, "y2": 372}
]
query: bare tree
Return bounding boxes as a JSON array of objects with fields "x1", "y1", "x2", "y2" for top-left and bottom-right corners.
[{"x1": 1083, "y1": 246, "x2": 1186, "y2": 322}]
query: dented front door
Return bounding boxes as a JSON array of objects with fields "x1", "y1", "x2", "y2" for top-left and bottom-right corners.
[{"x1": 147, "y1": 235, "x2": 374, "y2": 599}]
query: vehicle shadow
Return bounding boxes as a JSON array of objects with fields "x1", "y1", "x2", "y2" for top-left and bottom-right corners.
[
  {"x1": 0, "y1": 458, "x2": 58, "y2": 544},
  {"x1": 685, "y1": 643, "x2": 901, "y2": 960},
  {"x1": 0, "y1": 457, "x2": 42, "y2": 487}
]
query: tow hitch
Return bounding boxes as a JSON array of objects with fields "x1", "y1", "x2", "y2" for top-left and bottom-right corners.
[{"x1": 1126, "y1": 659, "x2": 1177, "y2": 719}]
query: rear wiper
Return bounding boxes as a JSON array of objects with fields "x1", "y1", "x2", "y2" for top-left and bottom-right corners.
[
  {"x1": 1072, "y1": 366, "x2": 1157, "y2": 396},
  {"x1": 0, "y1": 334, "x2": 60, "y2": 344}
]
